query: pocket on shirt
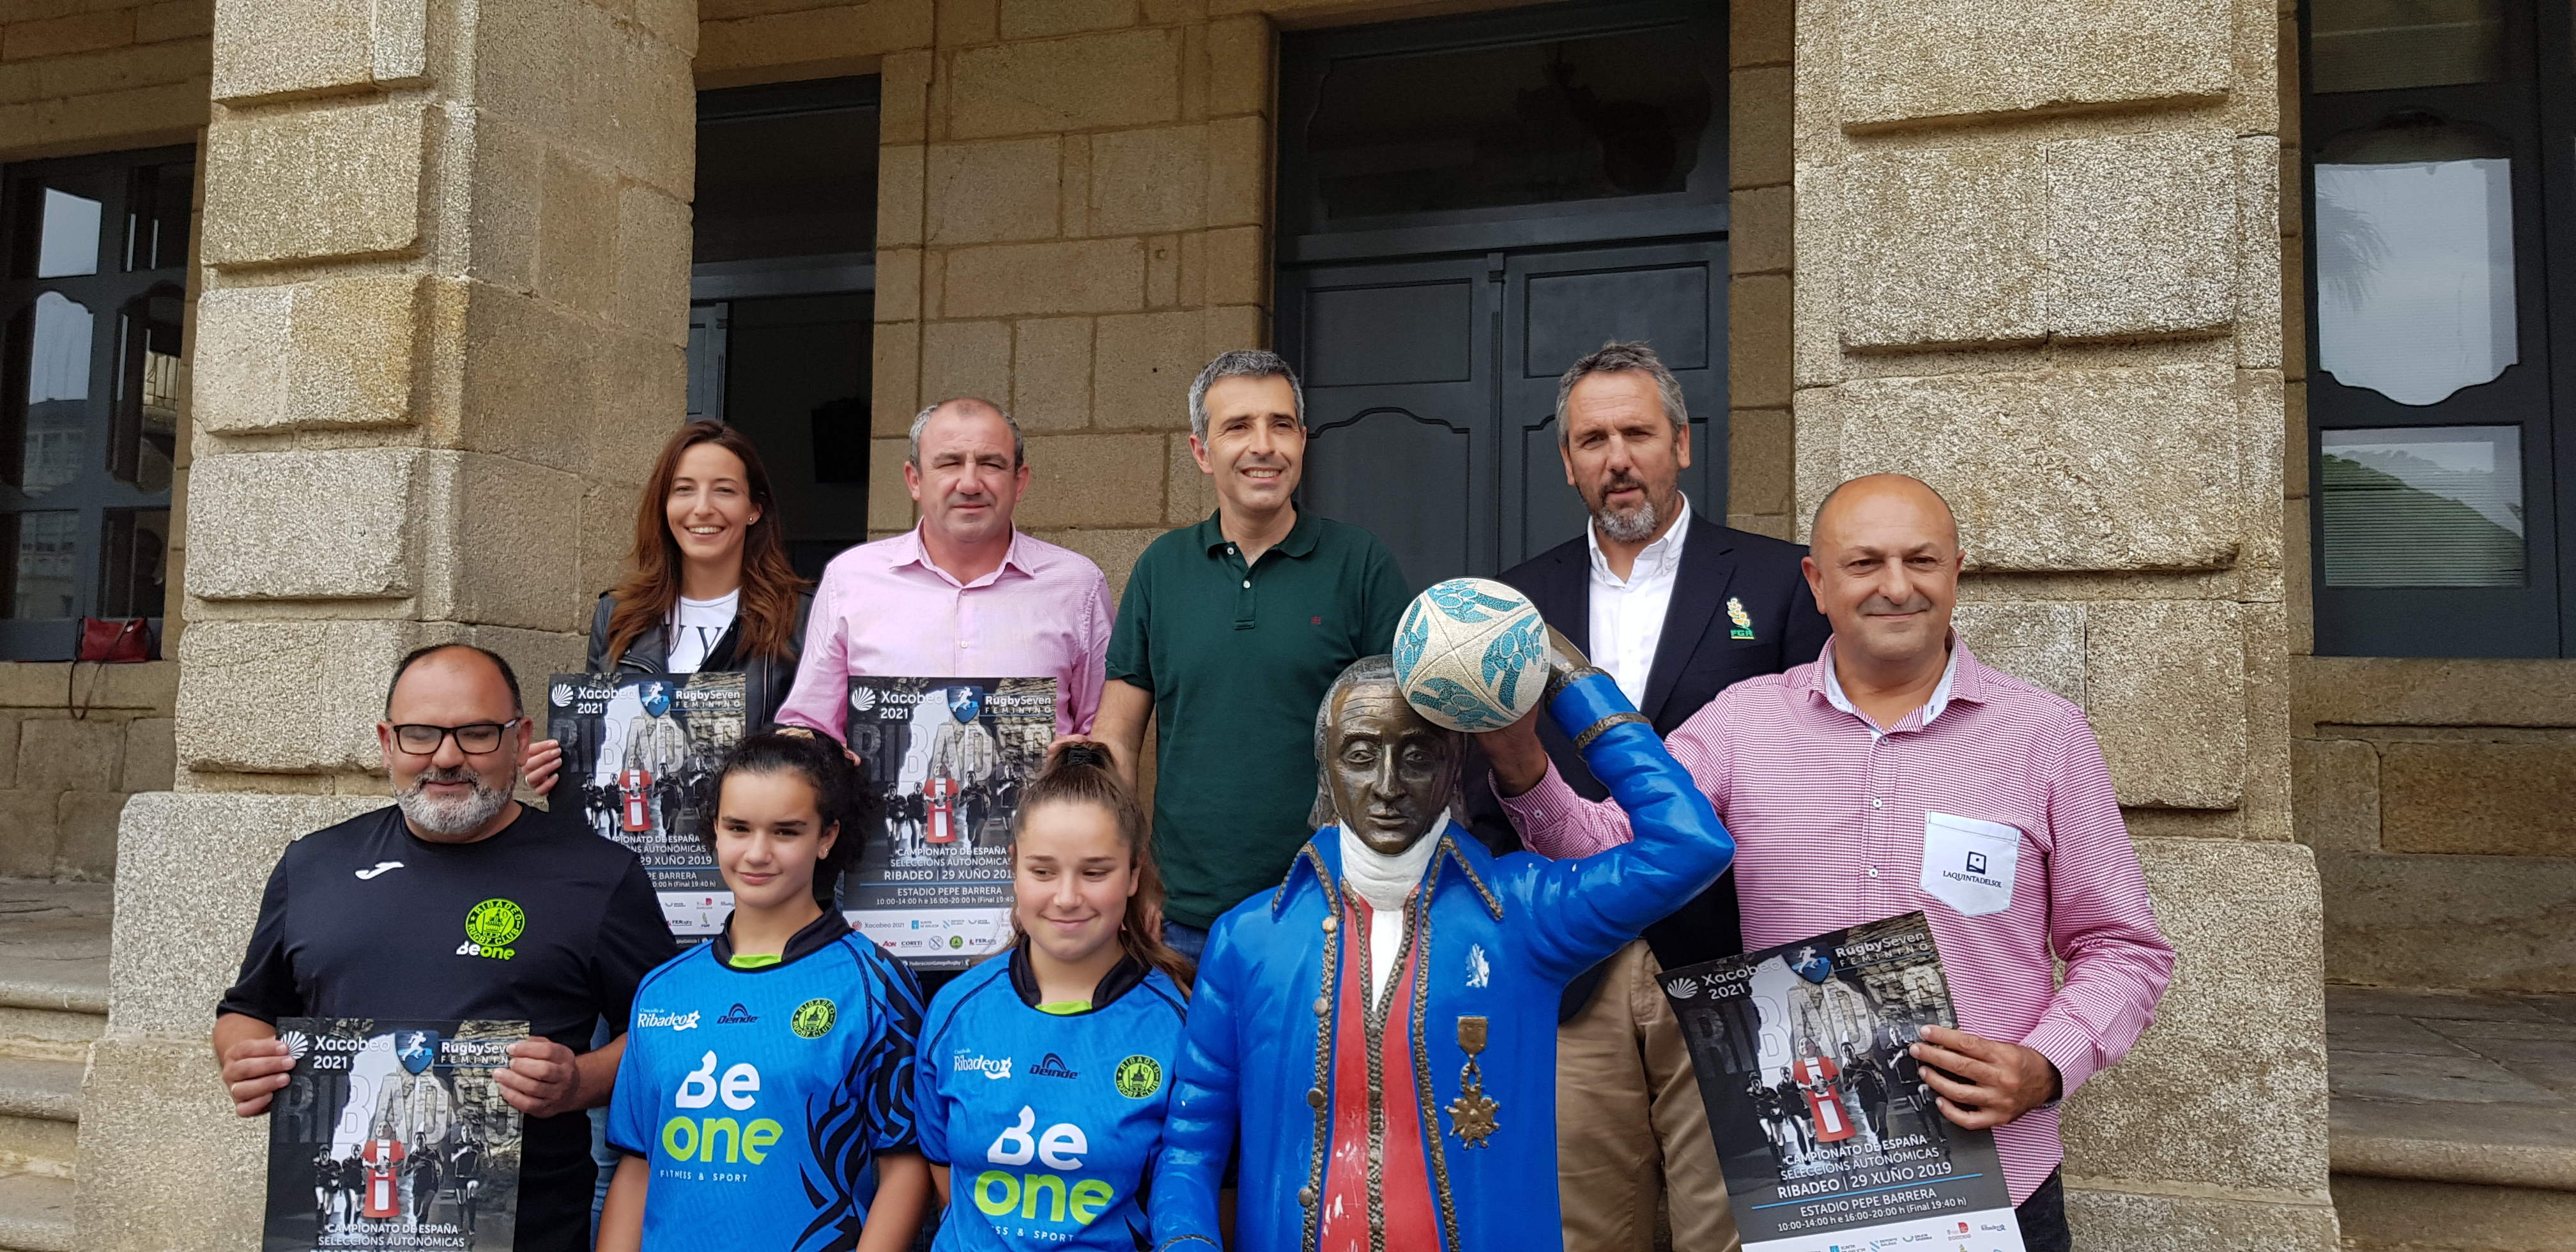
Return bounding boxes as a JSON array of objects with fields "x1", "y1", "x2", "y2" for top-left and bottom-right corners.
[{"x1": 1919, "y1": 811, "x2": 2020, "y2": 918}]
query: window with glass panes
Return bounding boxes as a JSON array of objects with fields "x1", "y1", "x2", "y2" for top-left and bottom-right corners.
[
  {"x1": 2302, "y1": 0, "x2": 2576, "y2": 655},
  {"x1": 0, "y1": 146, "x2": 189, "y2": 660}
]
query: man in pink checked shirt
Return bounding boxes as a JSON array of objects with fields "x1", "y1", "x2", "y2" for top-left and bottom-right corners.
[
  {"x1": 1482, "y1": 473, "x2": 2175, "y2": 1252},
  {"x1": 774, "y1": 397, "x2": 1112, "y2": 745}
]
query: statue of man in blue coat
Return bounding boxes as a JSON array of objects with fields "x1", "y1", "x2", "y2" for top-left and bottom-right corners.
[{"x1": 1149, "y1": 641, "x2": 1738, "y2": 1252}]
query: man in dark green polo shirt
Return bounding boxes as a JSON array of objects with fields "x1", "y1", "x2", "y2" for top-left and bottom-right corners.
[{"x1": 1089, "y1": 349, "x2": 1409, "y2": 957}]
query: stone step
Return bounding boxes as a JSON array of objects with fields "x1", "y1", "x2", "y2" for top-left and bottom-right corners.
[
  {"x1": 0, "y1": 1059, "x2": 80, "y2": 1182},
  {"x1": 2326, "y1": 984, "x2": 2576, "y2": 1250},
  {"x1": 2333, "y1": 1098, "x2": 2576, "y2": 1193},
  {"x1": 0, "y1": 977, "x2": 106, "y2": 1065},
  {"x1": 0, "y1": 882, "x2": 107, "y2": 1252},
  {"x1": 2333, "y1": 1175, "x2": 2576, "y2": 1252},
  {"x1": 0, "y1": 881, "x2": 111, "y2": 1067},
  {"x1": 0, "y1": 1172, "x2": 72, "y2": 1252}
]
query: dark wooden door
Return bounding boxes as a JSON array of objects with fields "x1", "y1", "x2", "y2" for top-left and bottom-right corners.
[{"x1": 1283, "y1": 237, "x2": 1727, "y2": 593}]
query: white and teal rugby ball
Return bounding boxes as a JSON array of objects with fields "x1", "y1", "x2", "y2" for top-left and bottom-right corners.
[{"x1": 1392, "y1": 577, "x2": 1549, "y2": 732}]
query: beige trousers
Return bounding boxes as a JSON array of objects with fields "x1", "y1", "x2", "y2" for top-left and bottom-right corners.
[{"x1": 1556, "y1": 940, "x2": 1741, "y2": 1252}]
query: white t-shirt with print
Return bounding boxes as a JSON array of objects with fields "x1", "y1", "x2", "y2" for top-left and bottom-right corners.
[{"x1": 664, "y1": 590, "x2": 739, "y2": 675}]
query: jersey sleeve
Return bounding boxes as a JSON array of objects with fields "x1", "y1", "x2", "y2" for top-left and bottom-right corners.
[
  {"x1": 604, "y1": 1011, "x2": 653, "y2": 1158},
  {"x1": 861, "y1": 957, "x2": 926, "y2": 1156},
  {"x1": 588, "y1": 857, "x2": 679, "y2": 1041},
  {"x1": 216, "y1": 855, "x2": 299, "y2": 1023},
  {"x1": 909, "y1": 1006, "x2": 950, "y2": 1167}
]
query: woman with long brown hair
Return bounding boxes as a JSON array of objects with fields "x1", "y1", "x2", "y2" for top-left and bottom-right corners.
[
  {"x1": 907, "y1": 743, "x2": 1190, "y2": 1251},
  {"x1": 523, "y1": 420, "x2": 812, "y2": 793}
]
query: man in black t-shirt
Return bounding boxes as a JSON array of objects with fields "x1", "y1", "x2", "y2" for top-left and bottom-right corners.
[{"x1": 215, "y1": 644, "x2": 676, "y2": 1252}]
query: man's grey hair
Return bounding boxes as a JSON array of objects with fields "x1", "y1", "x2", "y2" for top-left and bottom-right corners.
[
  {"x1": 1306, "y1": 655, "x2": 1469, "y2": 832},
  {"x1": 1188, "y1": 349, "x2": 1304, "y2": 443},
  {"x1": 908, "y1": 397, "x2": 1026, "y2": 469},
  {"x1": 1554, "y1": 340, "x2": 1688, "y2": 446}
]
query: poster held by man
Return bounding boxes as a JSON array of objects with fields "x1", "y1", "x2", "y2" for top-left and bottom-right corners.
[
  {"x1": 841, "y1": 675, "x2": 1055, "y2": 968},
  {"x1": 544, "y1": 672, "x2": 748, "y2": 935},
  {"x1": 1660, "y1": 913, "x2": 2026, "y2": 1252},
  {"x1": 262, "y1": 1018, "x2": 523, "y2": 1252}
]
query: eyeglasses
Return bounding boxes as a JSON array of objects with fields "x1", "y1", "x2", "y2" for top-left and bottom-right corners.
[{"x1": 388, "y1": 719, "x2": 523, "y2": 756}]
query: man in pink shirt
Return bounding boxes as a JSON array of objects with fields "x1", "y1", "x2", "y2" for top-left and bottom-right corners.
[
  {"x1": 774, "y1": 397, "x2": 1112, "y2": 742},
  {"x1": 1482, "y1": 473, "x2": 2174, "y2": 1252}
]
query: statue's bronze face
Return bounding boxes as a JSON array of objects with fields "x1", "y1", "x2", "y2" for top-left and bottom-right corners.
[{"x1": 1324, "y1": 680, "x2": 1459, "y2": 857}]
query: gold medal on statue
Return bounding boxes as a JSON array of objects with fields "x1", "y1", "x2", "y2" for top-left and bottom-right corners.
[{"x1": 1446, "y1": 1016, "x2": 1499, "y2": 1148}]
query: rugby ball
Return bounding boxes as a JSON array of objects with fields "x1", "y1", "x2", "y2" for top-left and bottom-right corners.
[{"x1": 1393, "y1": 578, "x2": 1549, "y2": 732}]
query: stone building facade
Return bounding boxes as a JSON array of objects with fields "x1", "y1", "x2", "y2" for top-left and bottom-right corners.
[{"x1": 0, "y1": 0, "x2": 2564, "y2": 1247}]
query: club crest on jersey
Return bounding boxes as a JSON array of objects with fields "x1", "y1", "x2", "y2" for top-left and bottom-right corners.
[
  {"x1": 1030, "y1": 1053, "x2": 1080, "y2": 1080},
  {"x1": 456, "y1": 898, "x2": 524, "y2": 960},
  {"x1": 1114, "y1": 1055, "x2": 1162, "y2": 1099},
  {"x1": 790, "y1": 998, "x2": 837, "y2": 1039}
]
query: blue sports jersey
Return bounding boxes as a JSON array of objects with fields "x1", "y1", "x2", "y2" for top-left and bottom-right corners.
[
  {"x1": 609, "y1": 912, "x2": 924, "y2": 1251},
  {"x1": 914, "y1": 949, "x2": 1187, "y2": 1251}
]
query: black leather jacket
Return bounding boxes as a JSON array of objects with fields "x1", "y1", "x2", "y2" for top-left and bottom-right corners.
[{"x1": 586, "y1": 590, "x2": 813, "y2": 731}]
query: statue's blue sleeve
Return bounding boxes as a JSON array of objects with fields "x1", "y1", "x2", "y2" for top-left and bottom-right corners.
[
  {"x1": 1148, "y1": 924, "x2": 1241, "y2": 1251},
  {"x1": 1514, "y1": 670, "x2": 1737, "y2": 983}
]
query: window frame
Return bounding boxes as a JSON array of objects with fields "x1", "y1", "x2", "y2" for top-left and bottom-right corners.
[
  {"x1": 687, "y1": 77, "x2": 878, "y2": 580},
  {"x1": 1276, "y1": 0, "x2": 1728, "y2": 266},
  {"x1": 0, "y1": 144, "x2": 191, "y2": 660},
  {"x1": 2299, "y1": 0, "x2": 2576, "y2": 656}
]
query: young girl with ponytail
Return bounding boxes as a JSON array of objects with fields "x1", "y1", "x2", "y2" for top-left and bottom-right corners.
[{"x1": 910, "y1": 744, "x2": 1192, "y2": 1250}]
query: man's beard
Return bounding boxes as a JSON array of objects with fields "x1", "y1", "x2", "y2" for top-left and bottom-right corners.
[
  {"x1": 396, "y1": 765, "x2": 514, "y2": 837},
  {"x1": 1592, "y1": 481, "x2": 1661, "y2": 544}
]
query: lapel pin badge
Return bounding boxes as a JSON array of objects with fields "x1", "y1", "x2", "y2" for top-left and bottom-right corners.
[{"x1": 1727, "y1": 596, "x2": 1756, "y2": 640}]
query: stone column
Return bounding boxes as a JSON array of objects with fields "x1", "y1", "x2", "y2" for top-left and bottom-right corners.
[
  {"x1": 1793, "y1": 0, "x2": 2334, "y2": 1246},
  {"x1": 73, "y1": 0, "x2": 695, "y2": 1238}
]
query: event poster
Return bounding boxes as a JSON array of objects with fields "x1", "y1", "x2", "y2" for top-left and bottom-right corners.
[
  {"x1": 841, "y1": 676, "x2": 1055, "y2": 970},
  {"x1": 546, "y1": 671, "x2": 747, "y2": 936},
  {"x1": 1659, "y1": 913, "x2": 2027, "y2": 1252},
  {"x1": 263, "y1": 1019, "x2": 522, "y2": 1252}
]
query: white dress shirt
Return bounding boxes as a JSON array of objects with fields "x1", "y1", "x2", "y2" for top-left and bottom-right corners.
[{"x1": 1586, "y1": 496, "x2": 1692, "y2": 706}]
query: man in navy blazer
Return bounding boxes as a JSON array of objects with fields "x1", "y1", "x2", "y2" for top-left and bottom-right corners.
[{"x1": 1464, "y1": 341, "x2": 1828, "y2": 1252}]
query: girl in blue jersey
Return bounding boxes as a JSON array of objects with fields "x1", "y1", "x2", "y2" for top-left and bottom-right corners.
[
  {"x1": 599, "y1": 734, "x2": 930, "y2": 1252},
  {"x1": 913, "y1": 745, "x2": 1192, "y2": 1251}
]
